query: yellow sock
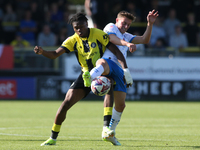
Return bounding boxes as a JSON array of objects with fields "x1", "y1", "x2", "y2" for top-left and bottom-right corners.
[
  {"x1": 104, "y1": 107, "x2": 112, "y2": 116},
  {"x1": 103, "y1": 107, "x2": 112, "y2": 127},
  {"x1": 52, "y1": 123, "x2": 61, "y2": 132}
]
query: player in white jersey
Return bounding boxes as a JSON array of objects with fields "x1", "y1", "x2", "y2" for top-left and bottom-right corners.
[
  {"x1": 103, "y1": 24, "x2": 136, "y2": 67},
  {"x1": 101, "y1": 10, "x2": 159, "y2": 145}
]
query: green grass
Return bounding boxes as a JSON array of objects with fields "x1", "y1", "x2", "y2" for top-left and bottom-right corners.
[{"x1": 0, "y1": 101, "x2": 200, "y2": 150}]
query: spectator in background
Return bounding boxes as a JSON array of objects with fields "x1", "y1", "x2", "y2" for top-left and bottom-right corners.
[
  {"x1": 153, "y1": 37, "x2": 166, "y2": 50},
  {"x1": 109, "y1": 1, "x2": 123, "y2": 23},
  {"x1": 19, "y1": 10, "x2": 37, "y2": 46},
  {"x1": 58, "y1": 12, "x2": 74, "y2": 37},
  {"x1": 10, "y1": 34, "x2": 30, "y2": 48},
  {"x1": 37, "y1": 24, "x2": 57, "y2": 46},
  {"x1": 57, "y1": 0, "x2": 68, "y2": 11},
  {"x1": 2, "y1": 3, "x2": 18, "y2": 44},
  {"x1": 169, "y1": 24, "x2": 188, "y2": 49},
  {"x1": 50, "y1": 2, "x2": 63, "y2": 22},
  {"x1": 184, "y1": 12, "x2": 199, "y2": 46},
  {"x1": 143, "y1": 0, "x2": 166, "y2": 22},
  {"x1": 15, "y1": 0, "x2": 32, "y2": 21},
  {"x1": 30, "y1": 1, "x2": 44, "y2": 23},
  {"x1": 125, "y1": 1, "x2": 141, "y2": 22},
  {"x1": 149, "y1": 17, "x2": 166, "y2": 47},
  {"x1": 153, "y1": 38, "x2": 167, "y2": 56},
  {"x1": 170, "y1": 0, "x2": 194, "y2": 22},
  {"x1": 40, "y1": 10, "x2": 56, "y2": 34},
  {"x1": 84, "y1": 0, "x2": 109, "y2": 29},
  {"x1": 57, "y1": 27, "x2": 68, "y2": 46},
  {"x1": 49, "y1": 2, "x2": 64, "y2": 34},
  {"x1": 163, "y1": 8, "x2": 180, "y2": 43}
]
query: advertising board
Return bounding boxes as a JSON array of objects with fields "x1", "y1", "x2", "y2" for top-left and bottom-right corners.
[
  {"x1": 0, "y1": 77, "x2": 36, "y2": 99},
  {"x1": 64, "y1": 56, "x2": 200, "y2": 81}
]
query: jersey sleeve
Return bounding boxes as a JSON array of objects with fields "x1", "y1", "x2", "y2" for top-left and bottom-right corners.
[
  {"x1": 103, "y1": 23, "x2": 118, "y2": 35},
  {"x1": 60, "y1": 36, "x2": 75, "y2": 53},
  {"x1": 125, "y1": 32, "x2": 136, "y2": 43},
  {"x1": 95, "y1": 28, "x2": 110, "y2": 47}
]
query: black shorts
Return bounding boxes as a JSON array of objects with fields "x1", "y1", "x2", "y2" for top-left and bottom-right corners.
[{"x1": 70, "y1": 72, "x2": 91, "y2": 98}]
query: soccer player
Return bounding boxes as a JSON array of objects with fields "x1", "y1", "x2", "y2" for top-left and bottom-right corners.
[
  {"x1": 100, "y1": 10, "x2": 159, "y2": 145},
  {"x1": 34, "y1": 12, "x2": 132, "y2": 146}
]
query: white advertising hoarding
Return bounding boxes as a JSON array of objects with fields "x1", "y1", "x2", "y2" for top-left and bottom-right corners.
[
  {"x1": 64, "y1": 56, "x2": 81, "y2": 79},
  {"x1": 127, "y1": 57, "x2": 200, "y2": 80},
  {"x1": 64, "y1": 56, "x2": 200, "y2": 80}
]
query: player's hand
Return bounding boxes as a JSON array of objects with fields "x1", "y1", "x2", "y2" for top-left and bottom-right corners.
[
  {"x1": 34, "y1": 46, "x2": 43, "y2": 55},
  {"x1": 147, "y1": 9, "x2": 159, "y2": 25},
  {"x1": 123, "y1": 68, "x2": 133, "y2": 88},
  {"x1": 127, "y1": 43, "x2": 137, "y2": 53}
]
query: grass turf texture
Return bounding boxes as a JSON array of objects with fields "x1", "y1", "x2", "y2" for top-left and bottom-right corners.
[{"x1": 0, "y1": 101, "x2": 200, "y2": 150}]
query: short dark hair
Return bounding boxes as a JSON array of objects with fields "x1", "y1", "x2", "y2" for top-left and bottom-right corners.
[
  {"x1": 68, "y1": 12, "x2": 88, "y2": 25},
  {"x1": 117, "y1": 11, "x2": 136, "y2": 22}
]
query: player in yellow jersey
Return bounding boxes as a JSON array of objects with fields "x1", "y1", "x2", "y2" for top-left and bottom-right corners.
[{"x1": 34, "y1": 12, "x2": 131, "y2": 146}]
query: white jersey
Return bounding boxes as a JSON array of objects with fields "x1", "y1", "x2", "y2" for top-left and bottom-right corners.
[{"x1": 103, "y1": 23, "x2": 136, "y2": 68}]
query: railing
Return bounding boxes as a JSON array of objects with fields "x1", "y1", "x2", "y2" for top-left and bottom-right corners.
[{"x1": 0, "y1": 46, "x2": 64, "y2": 77}]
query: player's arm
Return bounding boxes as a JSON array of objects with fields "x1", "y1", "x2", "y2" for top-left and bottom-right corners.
[
  {"x1": 109, "y1": 34, "x2": 136, "y2": 53},
  {"x1": 107, "y1": 42, "x2": 127, "y2": 69},
  {"x1": 107, "y1": 42, "x2": 133, "y2": 87},
  {"x1": 131, "y1": 9, "x2": 159, "y2": 44},
  {"x1": 84, "y1": 0, "x2": 92, "y2": 16},
  {"x1": 34, "y1": 46, "x2": 66, "y2": 59}
]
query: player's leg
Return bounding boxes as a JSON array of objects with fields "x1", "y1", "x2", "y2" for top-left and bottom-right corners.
[
  {"x1": 103, "y1": 78, "x2": 114, "y2": 127},
  {"x1": 41, "y1": 73, "x2": 91, "y2": 146},
  {"x1": 82, "y1": 58, "x2": 110, "y2": 87},
  {"x1": 101, "y1": 58, "x2": 126, "y2": 132},
  {"x1": 41, "y1": 88, "x2": 86, "y2": 146},
  {"x1": 110, "y1": 91, "x2": 126, "y2": 131},
  {"x1": 102, "y1": 78, "x2": 115, "y2": 139},
  {"x1": 103, "y1": 92, "x2": 126, "y2": 146},
  {"x1": 101, "y1": 58, "x2": 126, "y2": 146}
]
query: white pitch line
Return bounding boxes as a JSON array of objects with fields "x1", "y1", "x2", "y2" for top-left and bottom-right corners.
[{"x1": 0, "y1": 133, "x2": 47, "y2": 137}]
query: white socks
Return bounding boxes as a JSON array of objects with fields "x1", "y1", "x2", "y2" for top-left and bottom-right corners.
[
  {"x1": 90, "y1": 65, "x2": 104, "y2": 80},
  {"x1": 109, "y1": 107, "x2": 122, "y2": 131}
]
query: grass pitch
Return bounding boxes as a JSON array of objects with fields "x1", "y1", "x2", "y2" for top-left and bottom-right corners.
[{"x1": 0, "y1": 100, "x2": 200, "y2": 150}]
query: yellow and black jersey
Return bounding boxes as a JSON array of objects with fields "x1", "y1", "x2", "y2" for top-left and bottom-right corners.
[{"x1": 61, "y1": 28, "x2": 110, "y2": 72}]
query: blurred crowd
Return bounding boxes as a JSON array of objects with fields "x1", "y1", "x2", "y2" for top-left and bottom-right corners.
[{"x1": 0, "y1": 0, "x2": 200, "y2": 51}]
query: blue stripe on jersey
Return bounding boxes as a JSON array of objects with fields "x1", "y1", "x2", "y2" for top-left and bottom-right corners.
[
  {"x1": 107, "y1": 32, "x2": 116, "y2": 35},
  {"x1": 129, "y1": 35, "x2": 136, "y2": 43}
]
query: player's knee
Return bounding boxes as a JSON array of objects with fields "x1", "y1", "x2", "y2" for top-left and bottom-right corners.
[
  {"x1": 96, "y1": 58, "x2": 107, "y2": 67},
  {"x1": 121, "y1": 103, "x2": 126, "y2": 111},
  {"x1": 115, "y1": 103, "x2": 125, "y2": 112},
  {"x1": 96, "y1": 59, "x2": 109, "y2": 75}
]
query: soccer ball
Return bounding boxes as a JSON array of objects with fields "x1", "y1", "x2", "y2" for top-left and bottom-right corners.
[{"x1": 91, "y1": 76, "x2": 111, "y2": 96}]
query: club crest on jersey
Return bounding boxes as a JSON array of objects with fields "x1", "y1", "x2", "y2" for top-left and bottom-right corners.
[{"x1": 91, "y1": 42, "x2": 96, "y2": 48}]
